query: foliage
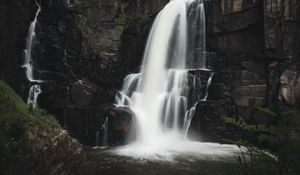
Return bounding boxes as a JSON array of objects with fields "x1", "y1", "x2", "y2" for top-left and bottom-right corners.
[
  {"x1": 79, "y1": 0, "x2": 98, "y2": 9},
  {"x1": 0, "y1": 81, "x2": 62, "y2": 174},
  {"x1": 78, "y1": 14, "x2": 96, "y2": 35},
  {"x1": 0, "y1": 81, "x2": 32, "y2": 174},
  {"x1": 115, "y1": 14, "x2": 149, "y2": 31},
  {"x1": 29, "y1": 107, "x2": 60, "y2": 129},
  {"x1": 223, "y1": 107, "x2": 300, "y2": 175}
]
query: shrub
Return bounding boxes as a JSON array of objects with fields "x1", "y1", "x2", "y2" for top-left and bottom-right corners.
[{"x1": 115, "y1": 14, "x2": 149, "y2": 31}]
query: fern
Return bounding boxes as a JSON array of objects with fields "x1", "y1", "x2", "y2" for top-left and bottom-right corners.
[{"x1": 255, "y1": 107, "x2": 277, "y2": 117}]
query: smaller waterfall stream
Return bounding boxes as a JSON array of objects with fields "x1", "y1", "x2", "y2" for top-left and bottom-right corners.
[
  {"x1": 23, "y1": 0, "x2": 42, "y2": 107},
  {"x1": 27, "y1": 85, "x2": 42, "y2": 108},
  {"x1": 95, "y1": 116, "x2": 109, "y2": 147},
  {"x1": 203, "y1": 72, "x2": 214, "y2": 101},
  {"x1": 102, "y1": 117, "x2": 109, "y2": 146}
]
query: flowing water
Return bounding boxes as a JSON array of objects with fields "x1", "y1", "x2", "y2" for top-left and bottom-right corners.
[
  {"x1": 23, "y1": 0, "x2": 42, "y2": 107},
  {"x1": 95, "y1": 116, "x2": 109, "y2": 147},
  {"x1": 27, "y1": 84, "x2": 42, "y2": 108},
  {"x1": 114, "y1": 0, "x2": 241, "y2": 160},
  {"x1": 86, "y1": 147, "x2": 240, "y2": 175}
]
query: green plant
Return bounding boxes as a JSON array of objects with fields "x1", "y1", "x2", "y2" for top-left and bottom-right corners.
[
  {"x1": 78, "y1": 14, "x2": 96, "y2": 35},
  {"x1": 115, "y1": 14, "x2": 149, "y2": 31},
  {"x1": 223, "y1": 107, "x2": 300, "y2": 175},
  {"x1": 29, "y1": 107, "x2": 60, "y2": 129},
  {"x1": 79, "y1": 0, "x2": 98, "y2": 9},
  {"x1": 0, "y1": 81, "x2": 64, "y2": 174}
]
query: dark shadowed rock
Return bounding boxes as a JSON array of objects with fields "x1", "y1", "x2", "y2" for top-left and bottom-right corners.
[
  {"x1": 108, "y1": 106, "x2": 135, "y2": 145},
  {"x1": 279, "y1": 66, "x2": 300, "y2": 106},
  {"x1": 71, "y1": 80, "x2": 97, "y2": 106}
]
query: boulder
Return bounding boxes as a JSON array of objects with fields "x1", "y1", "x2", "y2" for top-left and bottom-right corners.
[
  {"x1": 108, "y1": 106, "x2": 135, "y2": 145},
  {"x1": 279, "y1": 68, "x2": 300, "y2": 106}
]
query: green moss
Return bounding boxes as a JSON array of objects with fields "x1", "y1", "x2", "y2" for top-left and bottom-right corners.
[
  {"x1": 0, "y1": 81, "x2": 28, "y2": 114},
  {"x1": 78, "y1": 14, "x2": 97, "y2": 35},
  {"x1": 115, "y1": 14, "x2": 149, "y2": 31},
  {"x1": 0, "y1": 81, "x2": 61, "y2": 174},
  {"x1": 0, "y1": 81, "x2": 31, "y2": 174},
  {"x1": 29, "y1": 107, "x2": 60, "y2": 129}
]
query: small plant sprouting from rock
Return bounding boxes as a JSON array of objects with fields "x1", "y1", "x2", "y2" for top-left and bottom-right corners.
[
  {"x1": 79, "y1": 0, "x2": 98, "y2": 10},
  {"x1": 115, "y1": 14, "x2": 149, "y2": 31},
  {"x1": 78, "y1": 14, "x2": 96, "y2": 35}
]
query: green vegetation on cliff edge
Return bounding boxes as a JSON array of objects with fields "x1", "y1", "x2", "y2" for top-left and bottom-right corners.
[{"x1": 0, "y1": 81, "x2": 85, "y2": 175}]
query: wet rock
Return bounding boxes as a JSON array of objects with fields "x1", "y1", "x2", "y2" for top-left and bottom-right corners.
[
  {"x1": 189, "y1": 100, "x2": 238, "y2": 142},
  {"x1": 220, "y1": 0, "x2": 259, "y2": 15},
  {"x1": 108, "y1": 107, "x2": 135, "y2": 145},
  {"x1": 267, "y1": 62, "x2": 280, "y2": 108},
  {"x1": 279, "y1": 68, "x2": 300, "y2": 106},
  {"x1": 64, "y1": 104, "x2": 134, "y2": 146},
  {"x1": 71, "y1": 80, "x2": 97, "y2": 106}
]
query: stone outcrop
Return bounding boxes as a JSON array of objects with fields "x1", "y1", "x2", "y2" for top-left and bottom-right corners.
[{"x1": 279, "y1": 66, "x2": 300, "y2": 106}]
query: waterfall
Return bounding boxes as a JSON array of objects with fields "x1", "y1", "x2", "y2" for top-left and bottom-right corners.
[
  {"x1": 23, "y1": 0, "x2": 42, "y2": 107},
  {"x1": 27, "y1": 84, "x2": 42, "y2": 108},
  {"x1": 115, "y1": 0, "x2": 240, "y2": 159},
  {"x1": 203, "y1": 72, "x2": 214, "y2": 101},
  {"x1": 182, "y1": 72, "x2": 214, "y2": 137},
  {"x1": 116, "y1": 0, "x2": 207, "y2": 145},
  {"x1": 95, "y1": 116, "x2": 109, "y2": 148},
  {"x1": 187, "y1": 0, "x2": 208, "y2": 70},
  {"x1": 102, "y1": 116, "x2": 109, "y2": 146},
  {"x1": 117, "y1": 0, "x2": 189, "y2": 145}
]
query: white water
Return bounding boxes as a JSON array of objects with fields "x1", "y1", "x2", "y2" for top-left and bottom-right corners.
[
  {"x1": 102, "y1": 116, "x2": 109, "y2": 146},
  {"x1": 23, "y1": 0, "x2": 41, "y2": 82},
  {"x1": 27, "y1": 84, "x2": 42, "y2": 108},
  {"x1": 115, "y1": 0, "x2": 241, "y2": 160},
  {"x1": 187, "y1": 0, "x2": 208, "y2": 69},
  {"x1": 95, "y1": 116, "x2": 109, "y2": 147},
  {"x1": 23, "y1": 0, "x2": 42, "y2": 107},
  {"x1": 203, "y1": 72, "x2": 214, "y2": 101}
]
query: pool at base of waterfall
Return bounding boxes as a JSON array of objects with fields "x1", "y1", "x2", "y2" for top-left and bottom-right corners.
[
  {"x1": 85, "y1": 141, "x2": 246, "y2": 175},
  {"x1": 85, "y1": 146, "x2": 240, "y2": 175}
]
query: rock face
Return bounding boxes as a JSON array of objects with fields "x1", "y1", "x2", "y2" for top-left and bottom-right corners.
[
  {"x1": 0, "y1": 0, "x2": 34, "y2": 98},
  {"x1": 34, "y1": 0, "x2": 162, "y2": 145},
  {"x1": 279, "y1": 66, "x2": 300, "y2": 106},
  {"x1": 187, "y1": 0, "x2": 300, "y2": 142}
]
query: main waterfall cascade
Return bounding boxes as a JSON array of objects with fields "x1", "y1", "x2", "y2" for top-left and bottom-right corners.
[
  {"x1": 23, "y1": 0, "x2": 42, "y2": 107},
  {"x1": 114, "y1": 0, "x2": 241, "y2": 159}
]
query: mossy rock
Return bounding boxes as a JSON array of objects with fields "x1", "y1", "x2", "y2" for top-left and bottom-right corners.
[{"x1": 0, "y1": 81, "x2": 86, "y2": 175}]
